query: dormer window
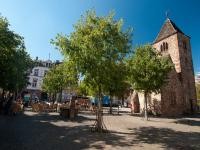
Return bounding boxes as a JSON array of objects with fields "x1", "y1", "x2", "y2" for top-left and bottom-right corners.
[{"x1": 160, "y1": 42, "x2": 168, "y2": 52}]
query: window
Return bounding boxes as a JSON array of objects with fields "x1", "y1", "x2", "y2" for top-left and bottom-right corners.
[
  {"x1": 166, "y1": 42, "x2": 168, "y2": 50},
  {"x1": 32, "y1": 78, "x2": 38, "y2": 87},
  {"x1": 34, "y1": 69, "x2": 39, "y2": 76},
  {"x1": 160, "y1": 45, "x2": 163, "y2": 52},
  {"x1": 163, "y1": 42, "x2": 166, "y2": 50},
  {"x1": 45, "y1": 63, "x2": 51, "y2": 68},
  {"x1": 44, "y1": 70, "x2": 48, "y2": 76},
  {"x1": 160, "y1": 42, "x2": 168, "y2": 52}
]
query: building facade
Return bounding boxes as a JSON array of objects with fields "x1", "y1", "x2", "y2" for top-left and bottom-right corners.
[
  {"x1": 26, "y1": 59, "x2": 53, "y2": 100},
  {"x1": 130, "y1": 18, "x2": 197, "y2": 116}
]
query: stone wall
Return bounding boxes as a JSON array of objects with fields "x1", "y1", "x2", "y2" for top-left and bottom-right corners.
[
  {"x1": 177, "y1": 33, "x2": 197, "y2": 112},
  {"x1": 152, "y1": 33, "x2": 197, "y2": 116},
  {"x1": 138, "y1": 92, "x2": 161, "y2": 115},
  {"x1": 153, "y1": 34, "x2": 181, "y2": 73}
]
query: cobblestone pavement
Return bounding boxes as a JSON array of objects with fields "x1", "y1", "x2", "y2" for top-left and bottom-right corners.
[{"x1": 0, "y1": 109, "x2": 200, "y2": 150}]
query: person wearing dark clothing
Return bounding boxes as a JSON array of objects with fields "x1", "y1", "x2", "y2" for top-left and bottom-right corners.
[
  {"x1": 4, "y1": 96, "x2": 13, "y2": 115},
  {"x1": 0, "y1": 99, "x2": 5, "y2": 114}
]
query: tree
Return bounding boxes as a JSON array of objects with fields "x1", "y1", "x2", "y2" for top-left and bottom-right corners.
[
  {"x1": 77, "y1": 81, "x2": 93, "y2": 96},
  {"x1": 42, "y1": 61, "x2": 78, "y2": 102},
  {"x1": 52, "y1": 10, "x2": 132, "y2": 132},
  {"x1": 127, "y1": 45, "x2": 172, "y2": 120},
  {"x1": 0, "y1": 15, "x2": 32, "y2": 99},
  {"x1": 103, "y1": 62, "x2": 129, "y2": 114},
  {"x1": 11, "y1": 48, "x2": 33, "y2": 99}
]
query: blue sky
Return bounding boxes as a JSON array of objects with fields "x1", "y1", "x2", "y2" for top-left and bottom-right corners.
[{"x1": 0, "y1": 0, "x2": 200, "y2": 72}]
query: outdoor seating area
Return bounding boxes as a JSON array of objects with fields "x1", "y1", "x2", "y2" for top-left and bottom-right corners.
[
  {"x1": 11, "y1": 100, "x2": 24, "y2": 114},
  {"x1": 30, "y1": 100, "x2": 80, "y2": 119},
  {"x1": 59, "y1": 98, "x2": 80, "y2": 119},
  {"x1": 75, "y1": 97, "x2": 98, "y2": 113},
  {"x1": 1, "y1": 1, "x2": 200, "y2": 150},
  {"x1": 0, "y1": 99, "x2": 24, "y2": 115},
  {"x1": 59, "y1": 106, "x2": 78, "y2": 119},
  {"x1": 31, "y1": 102, "x2": 57, "y2": 112}
]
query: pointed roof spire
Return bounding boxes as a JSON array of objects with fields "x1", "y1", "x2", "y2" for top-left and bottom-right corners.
[{"x1": 154, "y1": 18, "x2": 185, "y2": 44}]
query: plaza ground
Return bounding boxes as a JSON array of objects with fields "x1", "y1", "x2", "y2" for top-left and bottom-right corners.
[{"x1": 0, "y1": 108, "x2": 200, "y2": 150}]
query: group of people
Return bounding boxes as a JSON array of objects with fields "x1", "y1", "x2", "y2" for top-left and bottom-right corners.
[{"x1": 0, "y1": 95, "x2": 24, "y2": 115}]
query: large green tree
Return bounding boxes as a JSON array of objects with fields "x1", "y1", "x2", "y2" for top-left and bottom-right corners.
[
  {"x1": 11, "y1": 48, "x2": 33, "y2": 97},
  {"x1": 128, "y1": 45, "x2": 172, "y2": 120},
  {"x1": 103, "y1": 62, "x2": 129, "y2": 114},
  {"x1": 0, "y1": 15, "x2": 32, "y2": 99},
  {"x1": 77, "y1": 80, "x2": 96, "y2": 97},
  {"x1": 52, "y1": 10, "x2": 132, "y2": 132},
  {"x1": 42, "y1": 61, "x2": 78, "y2": 102}
]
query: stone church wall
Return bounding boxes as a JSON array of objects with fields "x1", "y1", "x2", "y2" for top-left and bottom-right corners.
[
  {"x1": 177, "y1": 33, "x2": 197, "y2": 112},
  {"x1": 130, "y1": 19, "x2": 197, "y2": 116}
]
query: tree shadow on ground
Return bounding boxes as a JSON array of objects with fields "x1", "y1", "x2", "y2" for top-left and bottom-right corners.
[
  {"x1": 1, "y1": 112, "x2": 200, "y2": 150},
  {"x1": 157, "y1": 112, "x2": 200, "y2": 119},
  {"x1": 30, "y1": 112, "x2": 96, "y2": 123},
  {"x1": 0, "y1": 112, "x2": 135, "y2": 150},
  {"x1": 173, "y1": 119, "x2": 200, "y2": 126},
  {"x1": 128, "y1": 126, "x2": 200, "y2": 150}
]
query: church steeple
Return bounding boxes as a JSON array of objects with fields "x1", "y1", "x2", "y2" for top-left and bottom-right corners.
[
  {"x1": 152, "y1": 18, "x2": 197, "y2": 116},
  {"x1": 154, "y1": 18, "x2": 185, "y2": 44}
]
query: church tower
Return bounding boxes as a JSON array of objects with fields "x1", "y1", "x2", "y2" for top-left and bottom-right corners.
[{"x1": 153, "y1": 18, "x2": 197, "y2": 116}]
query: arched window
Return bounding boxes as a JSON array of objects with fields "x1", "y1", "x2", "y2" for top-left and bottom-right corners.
[
  {"x1": 161, "y1": 42, "x2": 168, "y2": 52},
  {"x1": 166, "y1": 42, "x2": 168, "y2": 50},
  {"x1": 163, "y1": 42, "x2": 166, "y2": 50},
  {"x1": 160, "y1": 45, "x2": 163, "y2": 52}
]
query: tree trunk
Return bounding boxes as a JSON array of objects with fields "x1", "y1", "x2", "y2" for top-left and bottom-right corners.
[
  {"x1": 109, "y1": 96, "x2": 113, "y2": 114},
  {"x1": 13, "y1": 91, "x2": 16, "y2": 101},
  {"x1": 53, "y1": 93, "x2": 56, "y2": 103},
  {"x1": 122, "y1": 97, "x2": 124, "y2": 107},
  {"x1": 144, "y1": 91, "x2": 148, "y2": 120},
  {"x1": 118, "y1": 100, "x2": 120, "y2": 115},
  {"x1": 51, "y1": 93, "x2": 53, "y2": 102},
  {"x1": 16, "y1": 88, "x2": 19, "y2": 100},
  {"x1": 60, "y1": 88, "x2": 62, "y2": 102},
  {"x1": 48, "y1": 93, "x2": 51, "y2": 102},
  {"x1": 97, "y1": 85, "x2": 103, "y2": 132}
]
